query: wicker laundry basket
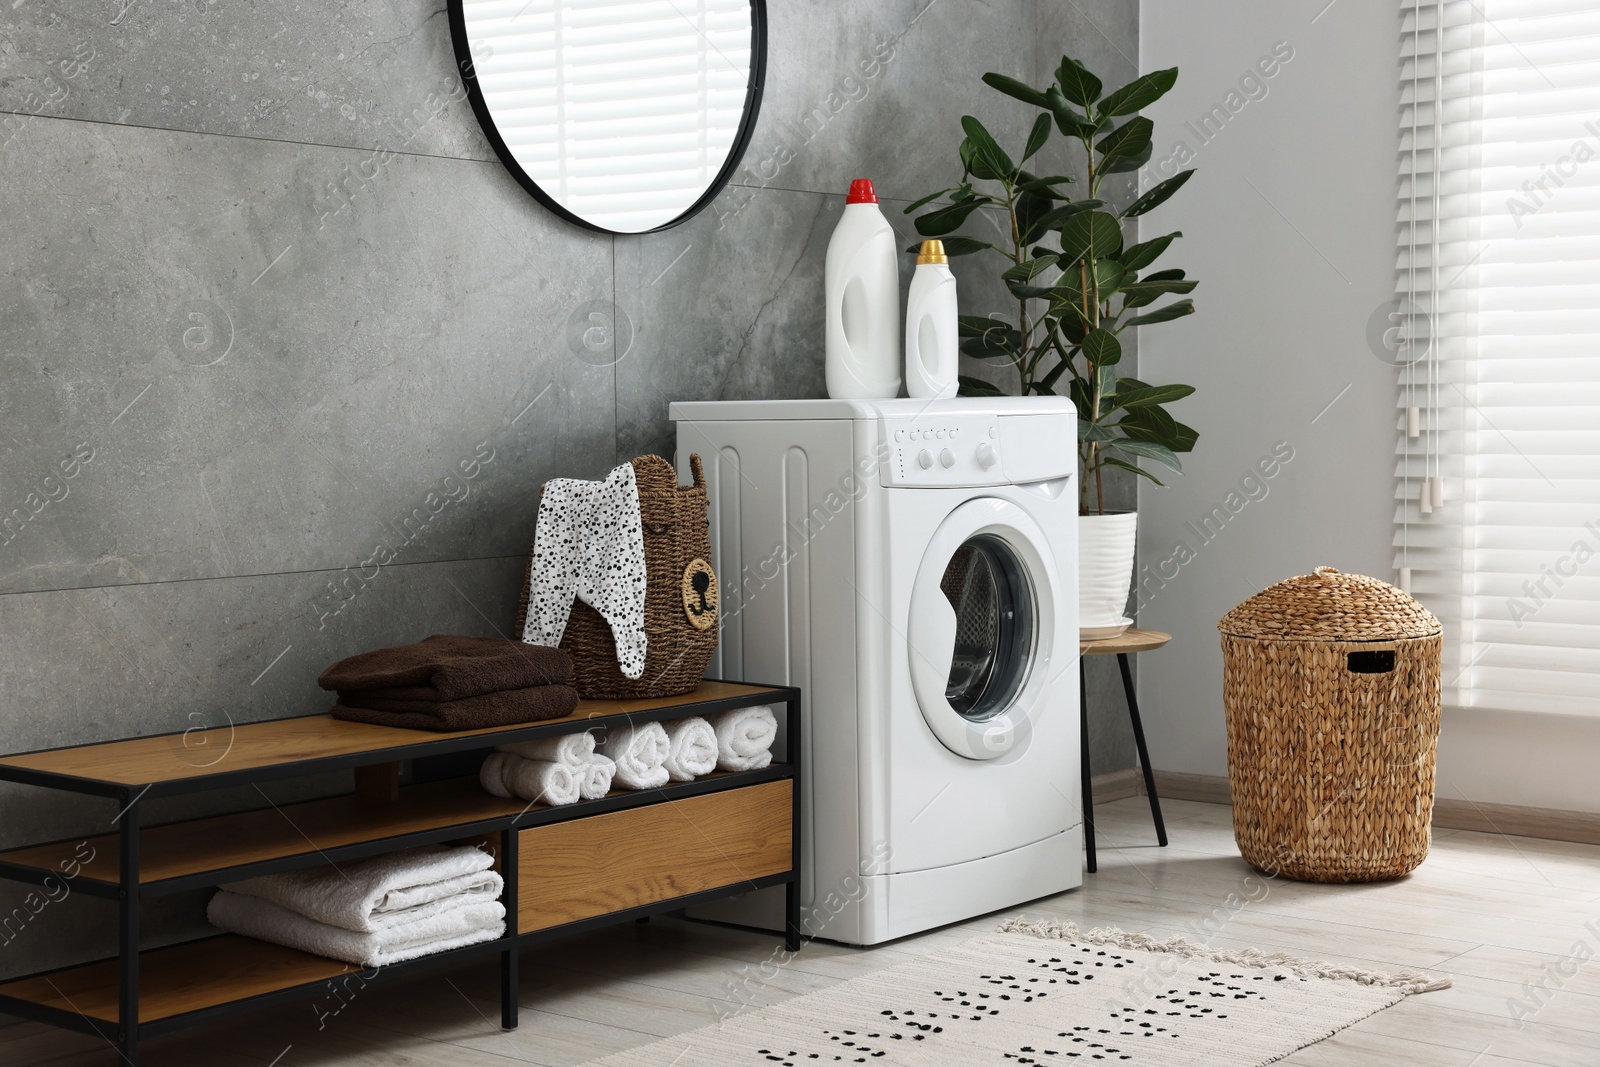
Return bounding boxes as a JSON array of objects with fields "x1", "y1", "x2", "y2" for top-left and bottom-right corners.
[
  {"x1": 1218, "y1": 567, "x2": 1442, "y2": 883},
  {"x1": 517, "y1": 454, "x2": 719, "y2": 699}
]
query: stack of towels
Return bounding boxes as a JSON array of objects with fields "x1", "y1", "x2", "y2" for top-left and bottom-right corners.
[
  {"x1": 207, "y1": 844, "x2": 505, "y2": 968},
  {"x1": 478, "y1": 705, "x2": 781, "y2": 804},
  {"x1": 320, "y1": 634, "x2": 579, "y2": 731}
]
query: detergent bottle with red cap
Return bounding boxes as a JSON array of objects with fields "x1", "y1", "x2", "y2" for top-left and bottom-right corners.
[{"x1": 825, "y1": 178, "x2": 901, "y2": 399}]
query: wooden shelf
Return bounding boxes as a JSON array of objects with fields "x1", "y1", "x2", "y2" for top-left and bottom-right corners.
[
  {"x1": 0, "y1": 769, "x2": 786, "y2": 892},
  {"x1": 0, "y1": 681, "x2": 780, "y2": 792},
  {"x1": 0, "y1": 935, "x2": 357, "y2": 1024}
]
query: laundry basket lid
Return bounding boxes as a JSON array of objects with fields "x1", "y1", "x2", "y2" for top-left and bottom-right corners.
[{"x1": 1218, "y1": 566, "x2": 1441, "y2": 641}]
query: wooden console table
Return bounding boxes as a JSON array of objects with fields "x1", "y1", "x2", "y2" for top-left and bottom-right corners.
[{"x1": 0, "y1": 681, "x2": 800, "y2": 1065}]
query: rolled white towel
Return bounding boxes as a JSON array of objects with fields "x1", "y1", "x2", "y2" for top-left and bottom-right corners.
[
  {"x1": 578, "y1": 754, "x2": 616, "y2": 800},
  {"x1": 208, "y1": 890, "x2": 504, "y2": 968},
  {"x1": 662, "y1": 717, "x2": 717, "y2": 782},
  {"x1": 711, "y1": 705, "x2": 778, "y2": 771},
  {"x1": 497, "y1": 730, "x2": 595, "y2": 770},
  {"x1": 501, "y1": 756, "x2": 581, "y2": 806},
  {"x1": 595, "y1": 721, "x2": 670, "y2": 790},
  {"x1": 479, "y1": 752, "x2": 517, "y2": 799},
  {"x1": 223, "y1": 844, "x2": 501, "y2": 933}
]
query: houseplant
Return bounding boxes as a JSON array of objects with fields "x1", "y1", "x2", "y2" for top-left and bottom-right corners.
[{"x1": 905, "y1": 56, "x2": 1199, "y2": 631}]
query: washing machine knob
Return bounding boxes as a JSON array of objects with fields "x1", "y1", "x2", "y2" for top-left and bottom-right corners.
[
  {"x1": 917, "y1": 448, "x2": 933, "y2": 470},
  {"x1": 939, "y1": 448, "x2": 955, "y2": 468},
  {"x1": 975, "y1": 441, "x2": 998, "y2": 469}
]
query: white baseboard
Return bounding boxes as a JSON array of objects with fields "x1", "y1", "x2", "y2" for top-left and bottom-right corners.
[
  {"x1": 1143, "y1": 770, "x2": 1600, "y2": 846},
  {"x1": 1089, "y1": 768, "x2": 1143, "y2": 803}
]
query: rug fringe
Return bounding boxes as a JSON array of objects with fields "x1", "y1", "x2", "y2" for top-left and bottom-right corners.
[{"x1": 997, "y1": 917, "x2": 1452, "y2": 995}]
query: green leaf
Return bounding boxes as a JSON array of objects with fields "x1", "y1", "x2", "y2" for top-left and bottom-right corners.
[
  {"x1": 902, "y1": 187, "x2": 957, "y2": 214},
  {"x1": 1055, "y1": 57, "x2": 1103, "y2": 108},
  {"x1": 982, "y1": 72, "x2": 1052, "y2": 109},
  {"x1": 1038, "y1": 357, "x2": 1068, "y2": 391},
  {"x1": 1023, "y1": 200, "x2": 1102, "y2": 242},
  {"x1": 1119, "y1": 276, "x2": 1197, "y2": 309},
  {"x1": 1079, "y1": 418, "x2": 1117, "y2": 441},
  {"x1": 1121, "y1": 299, "x2": 1195, "y2": 328},
  {"x1": 1006, "y1": 281, "x2": 1057, "y2": 300},
  {"x1": 1095, "y1": 117, "x2": 1153, "y2": 161},
  {"x1": 1015, "y1": 190, "x2": 1055, "y2": 245},
  {"x1": 1022, "y1": 113, "x2": 1052, "y2": 163},
  {"x1": 1142, "y1": 268, "x2": 1187, "y2": 282},
  {"x1": 1015, "y1": 173, "x2": 1076, "y2": 197},
  {"x1": 1117, "y1": 402, "x2": 1178, "y2": 444},
  {"x1": 958, "y1": 375, "x2": 1007, "y2": 397},
  {"x1": 1117, "y1": 231, "x2": 1181, "y2": 272},
  {"x1": 1168, "y1": 419, "x2": 1199, "y2": 453},
  {"x1": 1098, "y1": 68, "x2": 1179, "y2": 117},
  {"x1": 1097, "y1": 362, "x2": 1118, "y2": 399},
  {"x1": 1114, "y1": 383, "x2": 1196, "y2": 409},
  {"x1": 1093, "y1": 259, "x2": 1126, "y2": 296},
  {"x1": 914, "y1": 197, "x2": 987, "y2": 237},
  {"x1": 1027, "y1": 381, "x2": 1057, "y2": 396},
  {"x1": 1001, "y1": 255, "x2": 1059, "y2": 283},
  {"x1": 1082, "y1": 328, "x2": 1121, "y2": 366},
  {"x1": 960, "y1": 115, "x2": 1015, "y2": 181},
  {"x1": 1108, "y1": 438, "x2": 1182, "y2": 473},
  {"x1": 1122, "y1": 169, "x2": 1195, "y2": 218},
  {"x1": 1100, "y1": 141, "x2": 1154, "y2": 174},
  {"x1": 1045, "y1": 86, "x2": 1100, "y2": 138},
  {"x1": 944, "y1": 237, "x2": 997, "y2": 257},
  {"x1": 1100, "y1": 455, "x2": 1168, "y2": 487},
  {"x1": 1057, "y1": 210, "x2": 1124, "y2": 263}
]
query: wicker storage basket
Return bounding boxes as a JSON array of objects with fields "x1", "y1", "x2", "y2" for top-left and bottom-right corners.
[
  {"x1": 517, "y1": 454, "x2": 718, "y2": 699},
  {"x1": 1218, "y1": 566, "x2": 1442, "y2": 883}
]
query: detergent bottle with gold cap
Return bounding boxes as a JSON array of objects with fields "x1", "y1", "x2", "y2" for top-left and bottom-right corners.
[
  {"x1": 904, "y1": 239, "x2": 958, "y2": 399},
  {"x1": 825, "y1": 178, "x2": 901, "y2": 399}
]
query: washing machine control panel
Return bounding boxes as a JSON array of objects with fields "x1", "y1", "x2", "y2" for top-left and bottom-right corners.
[{"x1": 879, "y1": 414, "x2": 1075, "y2": 488}]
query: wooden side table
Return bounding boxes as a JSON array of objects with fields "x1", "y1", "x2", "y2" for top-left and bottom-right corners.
[{"x1": 1079, "y1": 628, "x2": 1171, "y2": 873}]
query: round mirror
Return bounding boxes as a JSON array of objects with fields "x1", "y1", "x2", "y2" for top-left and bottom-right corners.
[{"x1": 449, "y1": 0, "x2": 767, "y2": 235}]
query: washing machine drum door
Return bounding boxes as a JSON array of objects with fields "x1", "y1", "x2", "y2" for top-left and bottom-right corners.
[{"x1": 908, "y1": 498, "x2": 1061, "y2": 760}]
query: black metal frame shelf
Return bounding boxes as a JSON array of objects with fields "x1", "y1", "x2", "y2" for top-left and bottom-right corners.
[{"x1": 0, "y1": 681, "x2": 802, "y2": 1066}]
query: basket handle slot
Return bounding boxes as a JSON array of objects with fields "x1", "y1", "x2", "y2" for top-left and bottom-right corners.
[{"x1": 1347, "y1": 649, "x2": 1396, "y2": 674}]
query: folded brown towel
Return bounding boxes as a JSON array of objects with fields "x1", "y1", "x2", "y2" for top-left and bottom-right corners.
[
  {"x1": 330, "y1": 684, "x2": 580, "y2": 732},
  {"x1": 319, "y1": 635, "x2": 572, "y2": 702}
]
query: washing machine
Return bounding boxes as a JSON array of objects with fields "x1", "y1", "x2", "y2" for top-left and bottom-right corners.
[{"x1": 672, "y1": 397, "x2": 1082, "y2": 946}]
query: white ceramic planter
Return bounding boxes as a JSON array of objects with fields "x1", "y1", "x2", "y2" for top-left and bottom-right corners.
[{"x1": 1079, "y1": 511, "x2": 1138, "y2": 630}]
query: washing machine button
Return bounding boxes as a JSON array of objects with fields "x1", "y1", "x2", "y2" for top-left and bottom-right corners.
[
  {"x1": 976, "y1": 441, "x2": 998, "y2": 469},
  {"x1": 939, "y1": 448, "x2": 955, "y2": 468},
  {"x1": 917, "y1": 449, "x2": 933, "y2": 470}
]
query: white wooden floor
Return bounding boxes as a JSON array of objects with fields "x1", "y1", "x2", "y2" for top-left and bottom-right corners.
[{"x1": 8, "y1": 797, "x2": 1598, "y2": 1066}]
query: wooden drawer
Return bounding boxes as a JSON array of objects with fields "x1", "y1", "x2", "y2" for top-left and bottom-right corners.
[{"x1": 518, "y1": 780, "x2": 792, "y2": 931}]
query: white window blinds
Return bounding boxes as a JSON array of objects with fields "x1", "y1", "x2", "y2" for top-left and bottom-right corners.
[
  {"x1": 1397, "y1": 0, "x2": 1600, "y2": 716},
  {"x1": 463, "y1": 0, "x2": 753, "y2": 233}
]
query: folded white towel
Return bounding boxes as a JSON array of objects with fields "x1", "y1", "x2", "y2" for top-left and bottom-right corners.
[
  {"x1": 711, "y1": 705, "x2": 778, "y2": 771},
  {"x1": 497, "y1": 730, "x2": 596, "y2": 769},
  {"x1": 479, "y1": 752, "x2": 517, "y2": 799},
  {"x1": 579, "y1": 754, "x2": 616, "y2": 800},
  {"x1": 501, "y1": 756, "x2": 581, "y2": 806},
  {"x1": 662, "y1": 717, "x2": 717, "y2": 782},
  {"x1": 222, "y1": 845, "x2": 500, "y2": 934},
  {"x1": 208, "y1": 890, "x2": 504, "y2": 968},
  {"x1": 595, "y1": 721, "x2": 670, "y2": 790}
]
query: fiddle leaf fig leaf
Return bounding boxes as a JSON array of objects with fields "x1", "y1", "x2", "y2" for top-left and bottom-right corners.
[
  {"x1": 961, "y1": 115, "x2": 1015, "y2": 181},
  {"x1": 1098, "y1": 68, "x2": 1179, "y2": 116},
  {"x1": 1096, "y1": 117, "x2": 1154, "y2": 161},
  {"x1": 1058, "y1": 210, "x2": 1124, "y2": 263},
  {"x1": 1121, "y1": 298, "x2": 1195, "y2": 328},
  {"x1": 1122, "y1": 169, "x2": 1195, "y2": 217},
  {"x1": 981, "y1": 72, "x2": 1053, "y2": 109},
  {"x1": 1022, "y1": 112, "x2": 1053, "y2": 162},
  {"x1": 1118, "y1": 231, "x2": 1181, "y2": 272},
  {"x1": 1082, "y1": 327, "x2": 1122, "y2": 366},
  {"x1": 1055, "y1": 57, "x2": 1103, "y2": 108}
]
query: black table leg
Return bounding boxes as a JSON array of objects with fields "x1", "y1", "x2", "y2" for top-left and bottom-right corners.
[
  {"x1": 1079, "y1": 660, "x2": 1096, "y2": 874},
  {"x1": 1118, "y1": 653, "x2": 1168, "y2": 848},
  {"x1": 499, "y1": 826, "x2": 519, "y2": 1031},
  {"x1": 117, "y1": 790, "x2": 141, "y2": 1067}
]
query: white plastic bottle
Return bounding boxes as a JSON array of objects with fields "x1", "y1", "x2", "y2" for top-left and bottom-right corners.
[
  {"x1": 904, "y1": 239, "x2": 958, "y2": 399},
  {"x1": 825, "y1": 178, "x2": 901, "y2": 399}
]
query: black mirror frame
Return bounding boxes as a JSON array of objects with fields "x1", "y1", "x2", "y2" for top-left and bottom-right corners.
[{"x1": 447, "y1": 0, "x2": 768, "y2": 236}]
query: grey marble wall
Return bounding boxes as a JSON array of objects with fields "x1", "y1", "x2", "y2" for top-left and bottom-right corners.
[{"x1": 0, "y1": 0, "x2": 1137, "y2": 981}]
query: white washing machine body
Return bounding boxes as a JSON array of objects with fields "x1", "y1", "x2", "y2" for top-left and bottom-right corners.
[{"x1": 672, "y1": 397, "x2": 1082, "y2": 945}]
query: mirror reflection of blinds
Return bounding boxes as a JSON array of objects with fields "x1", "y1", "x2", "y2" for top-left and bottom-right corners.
[
  {"x1": 1396, "y1": 0, "x2": 1600, "y2": 717},
  {"x1": 464, "y1": 0, "x2": 752, "y2": 233}
]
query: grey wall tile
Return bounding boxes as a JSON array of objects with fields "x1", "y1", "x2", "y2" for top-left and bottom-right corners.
[
  {"x1": 0, "y1": 0, "x2": 491, "y2": 160},
  {"x1": 732, "y1": 0, "x2": 1037, "y2": 202},
  {"x1": 0, "y1": 116, "x2": 614, "y2": 594}
]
